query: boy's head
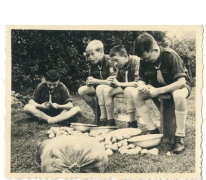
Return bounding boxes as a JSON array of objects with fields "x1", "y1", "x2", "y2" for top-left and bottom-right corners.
[
  {"x1": 133, "y1": 32, "x2": 159, "y2": 63},
  {"x1": 85, "y1": 40, "x2": 104, "y2": 64},
  {"x1": 109, "y1": 45, "x2": 129, "y2": 68},
  {"x1": 44, "y1": 70, "x2": 60, "y2": 91}
]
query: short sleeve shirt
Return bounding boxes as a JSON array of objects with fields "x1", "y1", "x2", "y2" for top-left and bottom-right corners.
[
  {"x1": 31, "y1": 82, "x2": 72, "y2": 105},
  {"x1": 139, "y1": 47, "x2": 188, "y2": 87},
  {"x1": 116, "y1": 55, "x2": 140, "y2": 82},
  {"x1": 89, "y1": 54, "x2": 116, "y2": 79}
]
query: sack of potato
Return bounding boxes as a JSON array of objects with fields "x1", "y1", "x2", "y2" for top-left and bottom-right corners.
[{"x1": 37, "y1": 135, "x2": 108, "y2": 173}]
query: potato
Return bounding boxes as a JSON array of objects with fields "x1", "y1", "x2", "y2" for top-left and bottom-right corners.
[
  {"x1": 111, "y1": 144, "x2": 118, "y2": 151},
  {"x1": 117, "y1": 141, "x2": 123, "y2": 148},
  {"x1": 122, "y1": 140, "x2": 128, "y2": 146},
  {"x1": 127, "y1": 149, "x2": 135, "y2": 155},
  {"x1": 120, "y1": 149, "x2": 128, "y2": 154},
  {"x1": 128, "y1": 144, "x2": 135, "y2": 149},
  {"x1": 135, "y1": 146, "x2": 142, "y2": 152},
  {"x1": 118, "y1": 145, "x2": 129, "y2": 152},
  {"x1": 141, "y1": 149, "x2": 148, "y2": 154},
  {"x1": 106, "y1": 149, "x2": 113, "y2": 156},
  {"x1": 111, "y1": 137, "x2": 117, "y2": 144},
  {"x1": 69, "y1": 131, "x2": 79, "y2": 135},
  {"x1": 49, "y1": 132, "x2": 55, "y2": 139},
  {"x1": 105, "y1": 145, "x2": 112, "y2": 150}
]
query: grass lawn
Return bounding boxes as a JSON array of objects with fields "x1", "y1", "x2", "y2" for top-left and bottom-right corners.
[{"x1": 10, "y1": 88, "x2": 196, "y2": 173}]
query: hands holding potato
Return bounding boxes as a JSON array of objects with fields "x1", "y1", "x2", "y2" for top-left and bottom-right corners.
[
  {"x1": 107, "y1": 76, "x2": 119, "y2": 87},
  {"x1": 138, "y1": 85, "x2": 160, "y2": 97}
]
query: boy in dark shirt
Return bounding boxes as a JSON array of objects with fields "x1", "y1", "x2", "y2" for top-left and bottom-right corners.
[
  {"x1": 131, "y1": 33, "x2": 191, "y2": 153},
  {"x1": 97, "y1": 45, "x2": 140, "y2": 127},
  {"x1": 78, "y1": 40, "x2": 116, "y2": 120},
  {"x1": 24, "y1": 70, "x2": 81, "y2": 124}
]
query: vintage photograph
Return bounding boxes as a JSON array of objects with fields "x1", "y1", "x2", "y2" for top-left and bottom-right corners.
[{"x1": 5, "y1": 26, "x2": 202, "y2": 179}]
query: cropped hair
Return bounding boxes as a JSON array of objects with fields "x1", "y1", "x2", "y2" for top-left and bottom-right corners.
[
  {"x1": 109, "y1": 45, "x2": 128, "y2": 57},
  {"x1": 133, "y1": 32, "x2": 156, "y2": 57},
  {"x1": 86, "y1": 40, "x2": 104, "y2": 53}
]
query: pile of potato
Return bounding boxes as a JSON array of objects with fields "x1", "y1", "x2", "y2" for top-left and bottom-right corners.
[{"x1": 46, "y1": 127, "x2": 159, "y2": 156}]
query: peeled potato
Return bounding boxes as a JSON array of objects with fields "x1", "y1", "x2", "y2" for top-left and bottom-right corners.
[
  {"x1": 120, "y1": 149, "x2": 128, "y2": 154},
  {"x1": 115, "y1": 134, "x2": 123, "y2": 141},
  {"x1": 111, "y1": 143, "x2": 118, "y2": 151},
  {"x1": 49, "y1": 132, "x2": 55, "y2": 139},
  {"x1": 118, "y1": 145, "x2": 129, "y2": 152},
  {"x1": 117, "y1": 141, "x2": 123, "y2": 148},
  {"x1": 128, "y1": 144, "x2": 135, "y2": 149},
  {"x1": 111, "y1": 137, "x2": 117, "y2": 143},
  {"x1": 106, "y1": 149, "x2": 113, "y2": 156}
]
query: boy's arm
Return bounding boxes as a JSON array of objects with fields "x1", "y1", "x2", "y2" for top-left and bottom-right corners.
[
  {"x1": 58, "y1": 102, "x2": 73, "y2": 110},
  {"x1": 156, "y1": 77, "x2": 186, "y2": 94}
]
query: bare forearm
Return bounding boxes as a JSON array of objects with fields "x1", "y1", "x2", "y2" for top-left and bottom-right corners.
[
  {"x1": 158, "y1": 78, "x2": 186, "y2": 94},
  {"x1": 58, "y1": 102, "x2": 73, "y2": 110},
  {"x1": 93, "y1": 79, "x2": 108, "y2": 85},
  {"x1": 29, "y1": 99, "x2": 41, "y2": 108},
  {"x1": 118, "y1": 82, "x2": 138, "y2": 87}
]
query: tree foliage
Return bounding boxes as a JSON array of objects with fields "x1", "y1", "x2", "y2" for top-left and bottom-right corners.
[{"x1": 11, "y1": 30, "x2": 195, "y2": 94}]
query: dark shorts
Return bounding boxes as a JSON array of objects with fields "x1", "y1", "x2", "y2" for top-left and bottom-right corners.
[{"x1": 41, "y1": 108, "x2": 63, "y2": 117}]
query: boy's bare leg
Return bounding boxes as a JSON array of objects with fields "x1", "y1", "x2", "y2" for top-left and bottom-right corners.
[
  {"x1": 96, "y1": 85, "x2": 109, "y2": 124},
  {"x1": 131, "y1": 88, "x2": 157, "y2": 132},
  {"x1": 172, "y1": 87, "x2": 189, "y2": 153},
  {"x1": 103, "y1": 86, "x2": 124, "y2": 126},
  {"x1": 24, "y1": 104, "x2": 51, "y2": 120},
  {"x1": 47, "y1": 106, "x2": 81, "y2": 124},
  {"x1": 78, "y1": 85, "x2": 96, "y2": 114},
  {"x1": 124, "y1": 87, "x2": 138, "y2": 127}
]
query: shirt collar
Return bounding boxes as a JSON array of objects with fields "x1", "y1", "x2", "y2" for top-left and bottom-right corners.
[{"x1": 123, "y1": 55, "x2": 132, "y2": 70}]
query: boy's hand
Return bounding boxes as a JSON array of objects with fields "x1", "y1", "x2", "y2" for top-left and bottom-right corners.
[
  {"x1": 148, "y1": 87, "x2": 160, "y2": 97},
  {"x1": 86, "y1": 77, "x2": 95, "y2": 86},
  {"x1": 138, "y1": 85, "x2": 150, "y2": 94},
  {"x1": 51, "y1": 103, "x2": 60, "y2": 109},
  {"x1": 107, "y1": 76, "x2": 119, "y2": 87},
  {"x1": 40, "y1": 102, "x2": 51, "y2": 109}
]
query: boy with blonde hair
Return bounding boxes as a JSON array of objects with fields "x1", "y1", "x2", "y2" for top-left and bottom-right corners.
[
  {"x1": 97, "y1": 45, "x2": 140, "y2": 127},
  {"x1": 78, "y1": 40, "x2": 116, "y2": 125},
  {"x1": 131, "y1": 33, "x2": 192, "y2": 153}
]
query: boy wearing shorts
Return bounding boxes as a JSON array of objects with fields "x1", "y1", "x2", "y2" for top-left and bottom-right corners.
[
  {"x1": 131, "y1": 33, "x2": 191, "y2": 153},
  {"x1": 97, "y1": 45, "x2": 140, "y2": 127},
  {"x1": 24, "y1": 70, "x2": 81, "y2": 124},
  {"x1": 78, "y1": 40, "x2": 116, "y2": 121}
]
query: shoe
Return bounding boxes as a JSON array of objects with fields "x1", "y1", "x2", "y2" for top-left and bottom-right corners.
[
  {"x1": 127, "y1": 121, "x2": 138, "y2": 128},
  {"x1": 173, "y1": 136, "x2": 185, "y2": 154},
  {"x1": 145, "y1": 128, "x2": 160, "y2": 135},
  {"x1": 106, "y1": 119, "x2": 116, "y2": 126},
  {"x1": 99, "y1": 120, "x2": 107, "y2": 126}
]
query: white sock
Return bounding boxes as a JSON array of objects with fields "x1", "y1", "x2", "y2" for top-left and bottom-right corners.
[
  {"x1": 175, "y1": 109, "x2": 187, "y2": 136},
  {"x1": 136, "y1": 104, "x2": 156, "y2": 130}
]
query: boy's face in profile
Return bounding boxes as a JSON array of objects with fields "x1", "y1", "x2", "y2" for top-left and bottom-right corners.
[
  {"x1": 141, "y1": 49, "x2": 158, "y2": 63},
  {"x1": 46, "y1": 80, "x2": 59, "y2": 91},
  {"x1": 86, "y1": 49, "x2": 103, "y2": 64},
  {"x1": 111, "y1": 53, "x2": 128, "y2": 68}
]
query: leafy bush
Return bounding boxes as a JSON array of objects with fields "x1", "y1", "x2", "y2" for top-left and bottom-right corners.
[{"x1": 165, "y1": 36, "x2": 196, "y2": 78}]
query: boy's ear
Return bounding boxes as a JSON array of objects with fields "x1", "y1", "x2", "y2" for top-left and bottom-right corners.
[{"x1": 123, "y1": 54, "x2": 128, "y2": 58}]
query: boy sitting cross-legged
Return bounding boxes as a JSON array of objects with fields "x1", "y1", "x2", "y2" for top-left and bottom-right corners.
[
  {"x1": 78, "y1": 40, "x2": 116, "y2": 120},
  {"x1": 24, "y1": 70, "x2": 81, "y2": 124},
  {"x1": 131, "y1": 32, "x2": 192, "y2": 153},
  {"x1": 96, "y1": 45, "x2": 140, "y2": 127}
]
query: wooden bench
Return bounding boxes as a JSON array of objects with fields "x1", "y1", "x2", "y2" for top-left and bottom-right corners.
[{"x1": 94, "y1": 94, "x2": 176, "y2": 142}]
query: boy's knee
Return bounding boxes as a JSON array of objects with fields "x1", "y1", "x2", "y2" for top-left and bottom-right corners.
[
  {"x1": 24, "y1": 104, "x2": 35, "y2": 113},
  {"x1": 124, "y1": 87, "x2": 134, "y2": 97},
  {"x1": 73, "y1": 106, "x2": 81, "y2": 113},
  {"x1": 103, "y1": 87, "x2": 113, "y2": 96},
  {"x1": 78, "y1": 86, "x2": 87, "y2": 96},
  {"x1": 173, "y1": 90, "x2": 186, "y2": 104}
]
